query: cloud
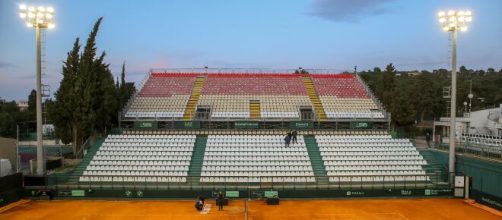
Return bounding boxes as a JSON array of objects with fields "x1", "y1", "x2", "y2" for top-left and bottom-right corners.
[
  {"x1": 308, "y1": 0, "x2": 397, "y2": 22},
  {"x1": 0, "y1": 61, "x2": 16, "y2": 69}
]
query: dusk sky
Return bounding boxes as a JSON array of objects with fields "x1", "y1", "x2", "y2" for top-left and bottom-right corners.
[{"x1": 1, "y1": 0, "x2": 502, "y2": 100}]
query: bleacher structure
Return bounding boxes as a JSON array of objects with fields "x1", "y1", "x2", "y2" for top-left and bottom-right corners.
[
  {"x1": 55, "y1": 69, "x2": 451, "y2": 198},
  {"x1": 459, "y1": 133, "x2": 502, "y2": 157},
  {"x1": 316, "y1": 135, "x2": 428, "y2": 182},
  {"x1": 201, "y1": 135, "x2": 316, "y2": 183},
  {"x1": 79, "y1": 135, "x2": 195, "y2": 182},
  {"x1": 121, "y1": 70, "x2": 387, "y2": 121}
]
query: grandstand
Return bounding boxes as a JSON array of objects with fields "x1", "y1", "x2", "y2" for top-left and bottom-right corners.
[
  {"x1": 39, "y1": 69, "x2": 449, "y2": 196},
  {"x1": 122, "y1": 70, "x2": 387, "y2": 121},
  {"x1": 8, "y1": 69, "x2": 456, "y2": 203}
]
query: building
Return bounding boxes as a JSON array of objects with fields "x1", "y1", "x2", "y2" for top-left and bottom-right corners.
[
  {"x1": 433, "y1": 104, "x2": 502, "y2": 142},
  {"x1": 16, "y1": 100, "x2": 29, "y2": 112}
]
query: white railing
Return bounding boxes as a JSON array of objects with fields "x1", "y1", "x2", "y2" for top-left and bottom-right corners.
[
  {"x1": 149, "y1": 68, "x2": 347, "y2": 74},
  {"x1": 120, "y1": 71, "x2": 152, "y2": 119},
  {"x1": 355, "y1": 73, "x2": 388, "y2": 118}
]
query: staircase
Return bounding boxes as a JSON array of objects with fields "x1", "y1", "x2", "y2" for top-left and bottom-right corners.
[
  {"x1": 302, "y1": 76, "x2": 327, "y2": 121},
  {"x1": 66, "y1": 138, "x2": 104, "y2": 184},
  {"x1": 183, "y1": 76, "x2": 206, "y2": 120},
  {"x1": 304, "y1": 135, "x2": 329, "y2": 184},
  {"x1": 250, "y1": 100, "x2": 261, "y2": 120},
  {"x1": 418, "y1": 149, "x2": 449, "y2": 185},
  {"x1": 188, "y1": 136, "x2": 208, "y2": 183}
]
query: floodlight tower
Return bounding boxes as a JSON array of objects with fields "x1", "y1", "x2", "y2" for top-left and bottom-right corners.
[
  {"x1": 438, "y1": 10, "x2": 472, "y2": 181},
  {"x1": 19, "y1": 4, "x2": 55, "y2": 175}
]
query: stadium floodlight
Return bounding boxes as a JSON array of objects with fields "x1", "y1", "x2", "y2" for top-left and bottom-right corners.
[
  {"x1": 438, "y1": 10, "x2": 472, "y2": 183},
  {"x1": 19, "y1": 4, "x2": 56, "y2": 175},
  {"x1": 20, "y1": 4, "x2": 55, "y2": 29}
]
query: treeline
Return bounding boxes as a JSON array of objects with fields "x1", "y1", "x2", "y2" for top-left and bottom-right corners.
[{"x1": 360, "y1": 64, "x2": 502, "y2": 128}]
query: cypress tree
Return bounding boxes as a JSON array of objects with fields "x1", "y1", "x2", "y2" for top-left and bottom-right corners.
[{"x1": 51, "y1": 38, "x2": 81, "y2": 153}]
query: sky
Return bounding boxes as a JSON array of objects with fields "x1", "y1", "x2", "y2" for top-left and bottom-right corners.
[{"x1": 1, "y1": 0, "x2": 502, "y2": 100}]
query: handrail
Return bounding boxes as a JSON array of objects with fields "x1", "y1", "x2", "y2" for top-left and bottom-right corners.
[
  {"x1": 120, "y1": 70, "x2": 152, "y2": 119},
  {"x1": 355, "y1": 73, "x2": 386, "y2": 116},
  {"x1": 75, "y1": 136, "x2": 92, "y2": 159},
  {"x1": 46, "y1": 173, "x2": 451, "y2": 191},
  {"x1": 149, "y1": 68, "x2": 348, "y2": 74}
]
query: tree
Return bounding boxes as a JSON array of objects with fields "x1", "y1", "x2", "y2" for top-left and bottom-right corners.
[
  {"x1": 93, "y1": 52, "x2": 118, "y2": 132},
  {"x1": 117, "y1": 62, "x2": 136, "y2": 112},
  {"x1": 0, "y1": 111, "x2": 15, "y2": 137},
  {"x1": 294, "y1": 68, "x2": 309, "y2": 74},
  {"x1": 0, "y1": 101, "x2": 26, "y2": 138},
  {"x1": 380, "y1": 63, "x2": 397, "y2": 110},
  {"x1": 28, "y1": 90, "x2": 36, "y2": 113},
  {"x1": 50, "y1": 37, "x2": 81, "y2": 151},
  {"x1": 51, "y1": 17, "x2": 119, "y2": 155}
]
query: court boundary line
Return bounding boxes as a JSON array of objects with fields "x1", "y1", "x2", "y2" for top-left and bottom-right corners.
[{"x1": 464, "y1": 199, "x2": 502, "y2": 217}]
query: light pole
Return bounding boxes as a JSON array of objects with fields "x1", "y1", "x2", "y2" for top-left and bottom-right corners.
[
  {"x1": 19, "y1": 4, "x2": 55, "y2": 175},
  {"x1": 438, "y1": 10, "x2": 472, "y2": 181},
  {"x1": 468, "y1": 80, "x2": 474, "y2": 114}
]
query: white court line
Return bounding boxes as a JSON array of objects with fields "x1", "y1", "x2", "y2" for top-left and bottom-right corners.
[{"x1": 200, "y1": 204, "x2": 212, "y2": 214}]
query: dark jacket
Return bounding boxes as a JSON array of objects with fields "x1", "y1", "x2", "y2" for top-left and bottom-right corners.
[{"x1": 285, "y1": 136, "x2": 291, "y2": 143}]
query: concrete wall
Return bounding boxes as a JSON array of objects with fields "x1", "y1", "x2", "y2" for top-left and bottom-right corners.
[{"x1": 0, "y1": 137, "x2": 16, "y2": 171}]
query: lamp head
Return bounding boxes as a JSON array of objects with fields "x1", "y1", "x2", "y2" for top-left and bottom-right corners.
[
  {"x1": 438, "y1": 9, "x2": 472, "y2": 32},
  {"x1": 19, "y1": 4, "x2": 55, "y2": 29}
]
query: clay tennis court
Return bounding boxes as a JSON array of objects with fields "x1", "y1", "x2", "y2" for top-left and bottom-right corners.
[{"x1": 1, "y1": 198, "x2": 500, "y2": 220}]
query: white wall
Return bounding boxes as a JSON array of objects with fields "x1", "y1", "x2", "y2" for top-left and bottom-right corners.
[{"x1": 468, "y1": 105, "x2": 502, "y2": 136}]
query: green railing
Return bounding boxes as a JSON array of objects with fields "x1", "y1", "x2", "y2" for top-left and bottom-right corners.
[
  {"x1": 436, "y1": 142, "x2": 502, "y2": 160},
  {"x1": 41, "y1": 172, "x2": 451, "y2": 191}
]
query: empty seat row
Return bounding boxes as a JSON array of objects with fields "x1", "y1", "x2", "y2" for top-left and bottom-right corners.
[
  {"x1": 86, "y1": 165, "x2": 189, "y2": 171},
  {"x1": 83, "y1": 170, "x2": 187, "y2": 176},
  {"x1": 200, "y1": 177, "x2": 316, "y2": 183},
  {"x1": 93, "y1": 155, "x2": 191, "y2": 161},
  {"x1": 324, "y1": 160, "x2": 426, "y2": 166},
  {"x1": 325, "y1": 165, "x2": 423, "y2": 171},
  {"x1": 80, "y1": 176, "x2": 187, "y2": 183},
  {"x1": 204, "y1": 151, "x2": 308, "y2": 156},
  {"x1": 202, "y1": 165, "x2": 313, "y2": 172},
  {"x1": 90, "y1": 160, "x2": 190, "y2": 166},
  {"x1": 205, "y1": 147, "x2": 306, "y2": 152},
  {"x1": 200, "y1": 171, "x2": 314, "y2": 176},
  {"x1": 329, "y1": 176, "x2": 429, "y2": 182}
]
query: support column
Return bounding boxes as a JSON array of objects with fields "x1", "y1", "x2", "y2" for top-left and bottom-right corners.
[
  {"x1": 448, "y1": 30, "x2": 458, "y2": 183},
  {"x1": 36, "y1": 26, "x2": 44, "y2": 175}
]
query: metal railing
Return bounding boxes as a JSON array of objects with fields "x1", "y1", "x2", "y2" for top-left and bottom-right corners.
[
  {"x1": 42, "y1": 172, "x2": 451, "y2": 191},
  {"x1": 355, "y1": 73, "x2": 388, "y2": 119},
  {"x1": 120, "y1": 71, "x2": 152, "y2": 120},
  {"x1": 149, "y1": 68, "x2": 349, "y2": 75},
  {"x1": 437, "y1": 141, "x2": 502, "y2": 160}
]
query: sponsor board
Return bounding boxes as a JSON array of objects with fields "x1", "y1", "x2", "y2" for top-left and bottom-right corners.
[
  {"x1": 134, "y1": 121, "x2": 158, "y2": 129},
  {"x1": 234, "y1": 121, "x2": 259, "y2": 129}
]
